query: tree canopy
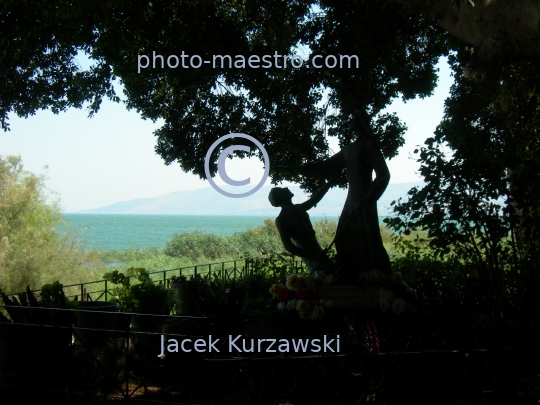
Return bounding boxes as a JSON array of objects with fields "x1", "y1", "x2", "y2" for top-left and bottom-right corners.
[{"x1": 1, "y1": 0, "x2": 449, "y2": 191}]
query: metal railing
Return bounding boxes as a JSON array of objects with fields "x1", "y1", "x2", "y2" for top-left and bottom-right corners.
[
  {"x1": 1, "y1": 307, "x2": 538, "y2": 404},
  {"x1": 4, "y1": 257, "x2": 308, "y2": 302}
]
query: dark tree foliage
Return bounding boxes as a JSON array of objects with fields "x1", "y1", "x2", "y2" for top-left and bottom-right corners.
[
  {"x1": 0, "y1": 0, "x2": 448, "y2": 192},
  {"x1": 0, "y1": 1, "x2": 118, "y2": 130},
  {"x1": 386, "y1": 42, "x2": 540, "y2": 308}
]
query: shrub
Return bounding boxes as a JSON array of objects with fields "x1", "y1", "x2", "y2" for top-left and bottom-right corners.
[
  {"x1": 164, "y1": 230, "x2": 232, "y2": 261},
  {"x1": 228, "y1": 218, "x2": 282, "y2": 256},
  {"x1": 163, "y1": 218, "x2": 341, "y2": 264},
  {"x1": 312, "y1": 217, "x2": 337, "y2": 249},
  {"x1": 389, "y1": 233, "x2": 495, "y2": 315}
]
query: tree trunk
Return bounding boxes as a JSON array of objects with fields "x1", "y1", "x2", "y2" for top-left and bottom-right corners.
[{"x1": 394, "y1": 0, "x2": 540, "y2": 60}]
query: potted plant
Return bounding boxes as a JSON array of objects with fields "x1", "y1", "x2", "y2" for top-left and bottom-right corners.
[
  {"x1": 104, "y1": 267, "x2": 178, "y2": 330},
  {"x1": 169, "y1": 273, "x2": 221, "y2": 315},
  {"x1": 73, "y1": 300, "x2": 120, "y2": 348},
  {"x1": 103, "y1": 268, "x2": 138, "y2": 335},
  {"x1": 170, "y1": 275, "x2": 194, "y2": 314}
]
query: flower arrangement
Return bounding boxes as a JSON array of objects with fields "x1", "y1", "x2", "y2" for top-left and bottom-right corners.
[
  {"x1": 378, "y1": 272, "x2": 417, "y2": 315},
  {"x1": 333, "y1": 253, "x2": 418, "y2": 316},
  {"x1": 358, "y1": 269, "x2": 385, "y2": 283},
  {"x1": 269, "y1": 274, "x2": 325, "y2": 320}
]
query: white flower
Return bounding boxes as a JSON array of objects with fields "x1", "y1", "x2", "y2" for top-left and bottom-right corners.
[
  {"x1": 392, "y1": 298, "x2": 407, "y2": 315},
  {"x1": 314, "y1": 270, "x2": 326, "y2": 280},
  {"x1": 287, "y1": 299, "x2": 298, "y2": 311},
  {"x1": 277, "y1": 302, "x2": 286, "y2": 311},
  {"x1": 378, "y1": 288, "x2": 395, "y2": 312}
]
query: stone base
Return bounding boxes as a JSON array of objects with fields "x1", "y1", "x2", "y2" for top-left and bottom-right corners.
[{"x1": 318, "y1": 284, "x2": 380, "y2": 309}]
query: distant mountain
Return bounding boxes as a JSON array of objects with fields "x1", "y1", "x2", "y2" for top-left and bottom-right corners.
[{"x1": 77, "y1": 182, "x2": 422, "y2": 216}]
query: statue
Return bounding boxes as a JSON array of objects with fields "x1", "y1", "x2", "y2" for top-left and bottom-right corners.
[
  {"x1": 275, "y1": 111, "x2": 392, "y2": 278},
  {"x1": 268, "y1": 175, "x2": 339, "y2": 275}
]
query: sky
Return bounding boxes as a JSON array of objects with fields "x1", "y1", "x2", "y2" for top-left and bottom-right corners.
[{"x1": 0, "y1": 58, "x2": 453, "y2": 213}]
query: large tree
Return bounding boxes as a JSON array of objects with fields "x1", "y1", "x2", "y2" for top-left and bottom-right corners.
[
  {"x1": 1, "y1": 0, "x2": 448, "y2": 191},
  {"x1": 386, "y1": 20, "x2": 540, "y2": 309}
]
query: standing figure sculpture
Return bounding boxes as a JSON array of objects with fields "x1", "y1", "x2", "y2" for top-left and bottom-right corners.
[
  {"x1": 277, "y1": 111, "x2": 392, "y2": 277},
  {"x1": 268, "y1": 176, "x2": 339, "y2": 275}
]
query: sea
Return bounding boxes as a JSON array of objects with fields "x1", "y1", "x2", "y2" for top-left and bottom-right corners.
[{"x1": 58, "y1": 214, "x2": 340, "y2": 252}]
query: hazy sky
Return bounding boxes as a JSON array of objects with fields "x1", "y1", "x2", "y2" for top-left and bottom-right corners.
[{"x1": 0, "y1": 58, "x2": 453, "y2": 213}]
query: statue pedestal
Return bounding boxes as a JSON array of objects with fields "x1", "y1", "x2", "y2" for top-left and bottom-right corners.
[{"x1": 318, "y1": 284, "x2": 380, "y2": 309}]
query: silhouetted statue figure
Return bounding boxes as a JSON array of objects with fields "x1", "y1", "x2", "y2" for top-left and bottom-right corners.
[
  {"x1": 277, "y1": 111, "x2": 392, "y2": 277},
  {"x1": 268, "y1": 176, "x2": 339, "y2": 275}
]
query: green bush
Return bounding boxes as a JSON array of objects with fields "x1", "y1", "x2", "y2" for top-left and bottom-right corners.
[
  {"x1": 163, "y1": 218, "x2": 340, "y2": 264},
  {"x1": 228, "y1": 218, "x2": 282, "y2": 256},
  {"x1": 248, "y1": 251, "x2": 309, "y2": 285},
  {"x1": 164, "y1": 230, "x2": 233, "y2": 261},
  {"x1": 312, "y1": 217, "x2": 337, "y2": 249},
  {"x1": 388, "y1": 232, "x2": 501, "y2": 315}
]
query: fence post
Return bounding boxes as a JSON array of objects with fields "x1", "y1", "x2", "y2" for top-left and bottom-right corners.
[{"x1": 104, "y1": 280, "x2": 108, "y2": 302}]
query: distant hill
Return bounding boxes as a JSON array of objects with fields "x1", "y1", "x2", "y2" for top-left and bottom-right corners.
[{"x1": 77, "y1": 182, "x2": 422, "y2": 216}]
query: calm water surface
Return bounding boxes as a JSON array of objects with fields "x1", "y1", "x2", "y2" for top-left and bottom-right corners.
[{"x1": 58, "y1": 214, "x2": 338, "y2": 251}]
